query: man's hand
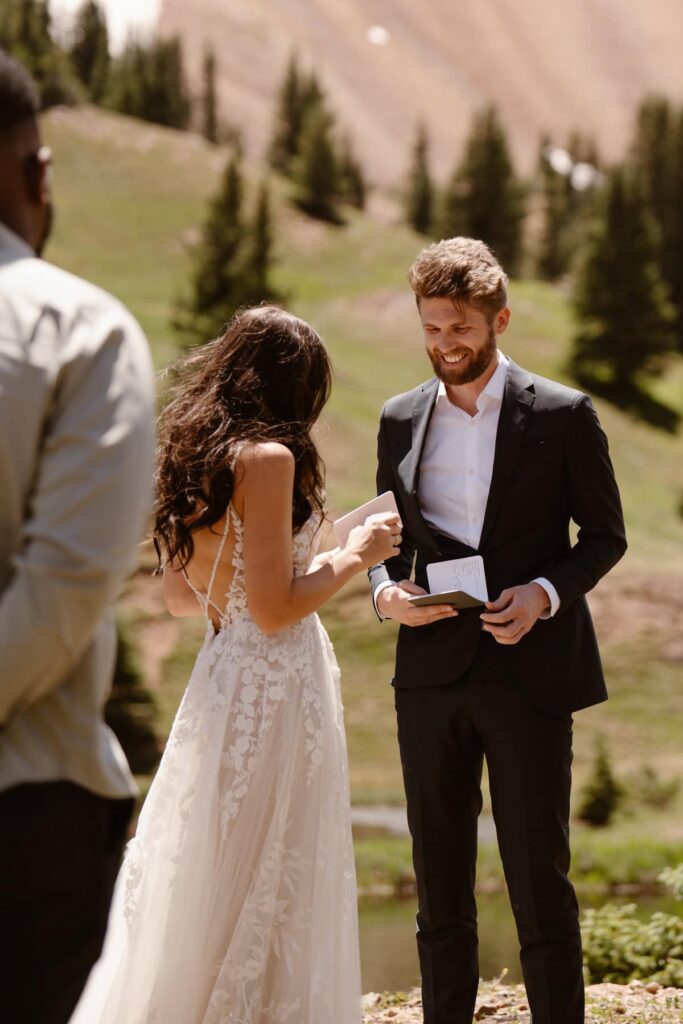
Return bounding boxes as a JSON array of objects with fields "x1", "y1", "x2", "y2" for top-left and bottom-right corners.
[
  {"x1": 480, "y1": 583, "x2": 550, "y2": 645},
  {"x1": 377, "y1": 580, "x2": 458, "y2": 627}
]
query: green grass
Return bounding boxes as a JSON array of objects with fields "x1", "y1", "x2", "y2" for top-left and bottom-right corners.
[
  {"x1": 43, "y1": 107, "x2": 683, "y2": 815},
  {"x1": 354, "y1": 829, "x2": 683, "y2": 897}
]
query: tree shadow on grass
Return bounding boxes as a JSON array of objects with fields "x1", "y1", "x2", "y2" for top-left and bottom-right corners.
[{"x1": 574, "y1": 372, "x2": 681, "y2": 434}]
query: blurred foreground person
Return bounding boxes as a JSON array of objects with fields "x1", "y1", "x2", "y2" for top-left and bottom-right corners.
[
  {"x1": 0, "y1": 49, "x2": 155, "y2": 1024},
  {"x1": 71, "y1": 306, "x2": 400, "y2": 1024}
]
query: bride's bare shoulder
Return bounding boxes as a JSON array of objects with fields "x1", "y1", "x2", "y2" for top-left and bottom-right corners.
[
  {"x1": 233, "y1": 444, "x2": 295, "y2": 514},
  {"x1": 236, "y1": 441, "x2": 294, "y2": 470}
]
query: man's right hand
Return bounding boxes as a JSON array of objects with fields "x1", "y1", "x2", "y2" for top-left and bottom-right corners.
[{"x1": 377, "y1": 580, "x2": 458, "y2": 626}]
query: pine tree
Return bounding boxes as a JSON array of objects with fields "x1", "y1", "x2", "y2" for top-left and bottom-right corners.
[
  {"x1": 439, "y1": 104, "x2": 525, "y2": 274},
  {"x1": 107, "y1": 34, "x2": 190, "y2": 130},
  {"x1": 106, "y1": 38, "x2": 147, "y2": 118},
  {"x1": 577, "y1": 739, "x2": 623, "y2": 827},
  {"x1": 193, "y1": 151, "x2": 243, "y2": 328},
  {"x1": 572, "y1": 166, "x2": 676, "y2": 390},
  {"x1": 337, "y1": 134, "x2": 367, "y2": 210},
  {"x1": 629, "y1": 96, "x2": 683, "y2": 350},
  {"x1": 630, "y1": 96, "x2": 674, "y2": 244},
  {"x1": 239, "y1": 180, "x2": 280, "y2": 304},
  {"x1": 268, "y1": 53, "x2": 304, "y2": 173},
  {"x1": 70, "y1": 0, "x2": 109, "y2": 102},
  {"x1": 1, "y1": 0, "x2": 80, "y2": 107},
  {"x1": 178, "y1": 159, "x2": 281, "y2": 341},
  {"x1": 293, "y1": 104, "x2": 340, "y2": 221},
  {"x1": 148, "y1": 36, "x2": 190, "y2": 129},
  {"x1": 201, "y1": 46, "x2": 218, "y2": 143},
  {"x1": 668, "y1": 109, "x2": 683, "y2": 347},
  {"x1": 535, "y1": 134, "x2": 573, "y2": 280},
  {"x1": 406, "y1": 121, "x2": 433, "y2": 234},
  {"x1": 536, "y1": 131, "x2": 602, "y2": 281}
]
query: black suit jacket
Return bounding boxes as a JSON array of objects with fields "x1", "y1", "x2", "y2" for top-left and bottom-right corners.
[{"x1": 368, "y1": 360, "x2": 627, "y2": 714}]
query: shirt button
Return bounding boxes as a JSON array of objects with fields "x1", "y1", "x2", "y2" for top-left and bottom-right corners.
[{"x1": 467, "y1": 468, "x2": 474, "y2": 475}]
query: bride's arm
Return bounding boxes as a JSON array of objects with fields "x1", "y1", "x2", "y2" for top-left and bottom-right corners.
[{"x1": 240, "y1": 443, "x2": 399, "y2": 634}]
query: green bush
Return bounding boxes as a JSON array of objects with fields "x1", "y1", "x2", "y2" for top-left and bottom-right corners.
[
  {"x1": 581, "y1": 865, "x2": 683, "y2": 986},
  {"x1": 577, "y1": 737, "x2": 624, "y2": 827},
  {"x1": 628, "y1": 763, "x2": 680, "y2": 810}
]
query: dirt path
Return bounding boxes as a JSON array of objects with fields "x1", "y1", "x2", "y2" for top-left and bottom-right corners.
[{"x1": 362, "y1": 980, "x2": 683, "y2": 1023}]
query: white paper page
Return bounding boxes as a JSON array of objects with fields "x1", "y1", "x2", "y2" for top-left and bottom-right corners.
[
  {"x1": 333, "y1": 491, "x2": 399, "y2": 547},
  {"x1": 426, "y1": 555, "x2": 489, "y2": 603}
]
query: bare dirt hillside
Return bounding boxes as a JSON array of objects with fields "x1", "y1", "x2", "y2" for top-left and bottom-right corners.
[{"x1": 161, "y1": 0, "x2": 683, "y2": 186}]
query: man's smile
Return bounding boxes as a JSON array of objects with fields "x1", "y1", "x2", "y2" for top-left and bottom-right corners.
[{"x1": 440, "y1": 352, "x2": 468, "y2": 364}]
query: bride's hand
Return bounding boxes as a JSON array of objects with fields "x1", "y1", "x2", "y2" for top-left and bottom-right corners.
[{"x1": 343, "y1": 513, "x2": 402, "y2": 569}]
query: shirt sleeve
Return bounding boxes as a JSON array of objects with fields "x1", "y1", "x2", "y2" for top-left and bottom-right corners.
[
  {"x1": 373, "y1": 578, "x2": 398, "y2": 620},
  {"x1": 0, "y1": 306, "x2": 155, "y2": 725},
  {"x1": 532, "y1": 576, "x2": 560, "y2": 618}
]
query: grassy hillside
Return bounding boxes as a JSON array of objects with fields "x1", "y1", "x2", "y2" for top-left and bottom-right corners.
[{"x1": 44, "y1": 107, "x2": 683, "y2": 820}]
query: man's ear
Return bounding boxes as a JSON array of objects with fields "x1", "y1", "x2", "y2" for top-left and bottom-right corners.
[{"x1": 494, "y1": 307, "x2": 511, "y2": 335}]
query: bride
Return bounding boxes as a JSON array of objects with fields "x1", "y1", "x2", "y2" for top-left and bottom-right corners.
[{"x1": 70, "y1": 306, "x2": 400, "y2": 1024}]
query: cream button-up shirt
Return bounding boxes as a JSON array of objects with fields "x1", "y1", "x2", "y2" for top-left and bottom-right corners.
[{"x1": 0, "y1": 222, "x2": 155, "y2": 799}]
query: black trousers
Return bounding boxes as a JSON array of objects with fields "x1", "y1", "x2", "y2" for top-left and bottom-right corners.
[
  {"x1": 395, "y1": 636, "x2": 584, "y2": 1024},
  {"x1": 0, "y1": 780, "x2": 133, "y2": 1024}
]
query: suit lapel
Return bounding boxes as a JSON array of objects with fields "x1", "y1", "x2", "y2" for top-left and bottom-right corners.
[
  {"x1": 479, "y1": 360, "x2": 535, "y2": 548},
  {"x1": 396, "y1": 378, "x2": 439, "y2": 545},
  {"x1": 408, "y1": 378, "x2": 440, "y2": 493}
]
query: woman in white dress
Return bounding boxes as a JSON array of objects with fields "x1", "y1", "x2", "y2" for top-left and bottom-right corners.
[{"x1": 71, "y1": 306, "x2": 401, "y2": 1024}]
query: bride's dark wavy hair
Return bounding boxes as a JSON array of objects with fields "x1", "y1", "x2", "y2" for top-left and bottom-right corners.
[{"x1": 154, "y1": 305, "x2": 332, "y2": 570}]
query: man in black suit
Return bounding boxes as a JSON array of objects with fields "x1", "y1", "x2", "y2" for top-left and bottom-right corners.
[{"x1": 369, "y1": 237, "x2": 626, "y2": 1024}]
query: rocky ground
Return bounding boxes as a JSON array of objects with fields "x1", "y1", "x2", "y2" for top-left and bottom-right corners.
[{"x1": 362, "y1": 979, "x2": 683, "y2": 1023}]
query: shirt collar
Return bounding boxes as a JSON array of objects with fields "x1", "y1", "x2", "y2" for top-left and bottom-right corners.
[
  {"x1": 437, "y1": 350, "x2": 509, "y2": 407},
  {"x1": 0, "y1": 221, "x2": 36, "y2": 263}
]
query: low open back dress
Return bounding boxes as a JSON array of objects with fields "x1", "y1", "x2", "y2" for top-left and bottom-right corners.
[{"x1": 70, "y1": 502, "x2": 361, "y2": 1024}]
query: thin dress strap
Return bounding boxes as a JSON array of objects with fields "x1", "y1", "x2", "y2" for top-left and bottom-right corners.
[{"x1": 181, "y1": 512, "x2": 231, "y2": 620}]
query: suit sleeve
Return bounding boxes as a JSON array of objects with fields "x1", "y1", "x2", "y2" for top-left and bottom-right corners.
[
  {"x1": 367, "y1": 406, "x2": 416, "y2": 616},
  {"x1": 0, "y1": 308, "x2": 155, "y2": 725},
  {"x1": 543, "y1": 394, "x2": 626, "y2": 613}
]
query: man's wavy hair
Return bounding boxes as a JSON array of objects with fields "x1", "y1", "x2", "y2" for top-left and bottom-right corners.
[
  {"x1": 408, "y1": 237, "x2": 508, "y2": 320},
  {"x1": 154, "y1": 305, "x2": 331, "y2": 570}
]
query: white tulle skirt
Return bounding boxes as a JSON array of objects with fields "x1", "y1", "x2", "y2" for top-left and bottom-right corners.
[{"x1": 71, "y1": 612, "x2": 361, "y2": 1024}]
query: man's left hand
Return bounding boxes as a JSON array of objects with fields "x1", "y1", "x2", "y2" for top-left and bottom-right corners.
[{"x1": 480, "y1": 583, "x2": 550, "y2": 645}]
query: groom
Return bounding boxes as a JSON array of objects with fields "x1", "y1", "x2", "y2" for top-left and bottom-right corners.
[{"x1": 369, "y1": 237, "x2": 626, "y2": 1024}]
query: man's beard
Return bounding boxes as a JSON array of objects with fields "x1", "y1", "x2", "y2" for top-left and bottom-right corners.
[{"x1": 428, "y1": 326, "x2": 497, "y2": 386}]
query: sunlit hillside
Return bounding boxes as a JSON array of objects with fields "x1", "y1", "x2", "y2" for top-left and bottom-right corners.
[
  {"x1": 44, "y1": 106, "x2": 683, "y2": 813},
  {"x1": 161, "y1": 0, "x2": 683, "y2": 184}
]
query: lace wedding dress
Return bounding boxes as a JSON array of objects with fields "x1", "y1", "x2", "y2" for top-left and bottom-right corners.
[{"x1": 71, "y1": 507, "x2": 361, "y2": 1024}]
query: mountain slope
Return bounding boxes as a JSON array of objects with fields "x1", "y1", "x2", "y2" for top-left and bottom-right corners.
[
  {"x1": 43, "y1": 106, "x2": 683, "y2": 805},
  {"x1": 161, "y1": 0, "x2": 683, "y2": 184}
]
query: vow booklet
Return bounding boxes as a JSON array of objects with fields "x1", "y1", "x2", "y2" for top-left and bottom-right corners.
[
  {"x1": 408, "y1": 554, "x2": 489, "y2": 608},
  {"x1": 332, "y1": 491, "x2": 400, "y2": 547}
]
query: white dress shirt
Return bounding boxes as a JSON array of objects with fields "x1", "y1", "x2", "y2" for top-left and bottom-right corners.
[
  {"x1": 0, "y1": 222, "x2": 155, "y2": 799},
  {"x1": 376, "y1": 351, "x2": 559, "y2": 616}
]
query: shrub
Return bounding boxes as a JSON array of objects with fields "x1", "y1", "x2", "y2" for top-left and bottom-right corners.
[
  {"x1": 577, "y1": 737, "x2": 623, "y2": 827},
  {"x1": 581, "y1": 864, "x2": 683, "y2": 986},
  {"x1": 628, "y1": 763, "x2": 680, "y2": 810}
]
